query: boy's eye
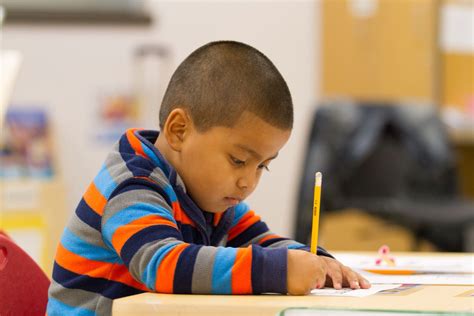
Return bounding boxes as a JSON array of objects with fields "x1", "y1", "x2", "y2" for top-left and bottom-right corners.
[
  {"x1": 258, "y1": 164, "x2": 270, "y2": 172},
  {"x1": 230, "y1": 156, "x2": 246, "y2": 166}
]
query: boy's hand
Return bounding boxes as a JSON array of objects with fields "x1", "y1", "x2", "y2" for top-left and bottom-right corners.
[
  {"x1": 287, "y1": 249, "x2": 327, "y2": 295},
  {"x1": 320, "y1": 256, "x2": 371, "y2": 290}
]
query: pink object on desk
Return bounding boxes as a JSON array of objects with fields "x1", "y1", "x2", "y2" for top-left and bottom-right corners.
[{"x1": 375, "y1": 245, "x2": 396, "y2": 266}]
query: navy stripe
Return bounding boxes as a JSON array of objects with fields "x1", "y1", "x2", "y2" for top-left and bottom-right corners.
[
  {"x1": 118, "y1": 135, "x2": 155, "y2": 178},
  {"x1": 75, "y1": 199, "x2": 102, "y2": 232},
  {"x1": 250, "y1": 245, "x2": 264, "y2": 294},
  {"x1": 118, "y1": 133, "x2": 135, "y2": 155},
  {"x1": 173, "y1": 245, "x2": 202, "y2": 293},
  {"x1": 52, "y1": 262, "x2": 144, "y2": 299},
  {"x1": 109, "y1": 178, "x2": 172, "y2": 206},
  {"x1": 126, "y1": 156, "x2": 155, "y2": 178},
  {"x1": 120, "y1": 225, "x2": 183, "y2": 266},
  {"x1": 226, "y1": 221, "x2": 269, "y2": 247},
  {"x1": 317, "y1": 246, "x2": 334, "y2": 258},
  {"x1": 260, "y1": 237, "x2": 289, "y2": 248},
  {"x1": 180, "y1": 224, "x2": 200, "y2": 243}
]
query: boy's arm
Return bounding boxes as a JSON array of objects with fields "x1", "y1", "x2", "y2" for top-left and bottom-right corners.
[
  {"x1": 102, "y1": 179, "x2": 287, "y2": 295},
  {"x1": 226, "y1": 203, "x2": 333, "y2": 258}
]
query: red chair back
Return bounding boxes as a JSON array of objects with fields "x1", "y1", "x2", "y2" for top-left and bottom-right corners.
[{"x1": 0, "y1": 234, "x2": 50, "y2": 315}]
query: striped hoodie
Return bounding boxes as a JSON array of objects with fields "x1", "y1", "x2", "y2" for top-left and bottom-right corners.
[{"x1": 47, "y1": 128, "x2": 331, "y2": 315}]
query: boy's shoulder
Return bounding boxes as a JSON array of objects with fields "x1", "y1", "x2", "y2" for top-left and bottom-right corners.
[{"x1": 96, "y1": 129, "x2": 172, "y2": 202}]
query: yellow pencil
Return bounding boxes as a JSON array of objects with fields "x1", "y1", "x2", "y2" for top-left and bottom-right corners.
[{"x1": 310, "y1": 172, "x2": 322, "y2": 254}]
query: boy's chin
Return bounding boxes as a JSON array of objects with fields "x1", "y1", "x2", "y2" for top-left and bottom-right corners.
[{"x1": 200, "y1": 203, "x2": 229, "y2": 214}]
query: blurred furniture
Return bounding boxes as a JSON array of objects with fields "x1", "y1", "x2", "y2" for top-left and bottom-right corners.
[
  {"x1": 0, "y1": 179, "x2": 67, "y2": 274},
  {"x1": 294, "y1": 101, "x2": 474, "y2": 252},
  {"x1": 0, "y1": 233, "x2": 50, "y2": 315},
  {"x1": 321, "y1": 0, "x2": 438, "y2": 103},
  {"x1": 0, "y1": 55, "x2": 67, "y2": 276},
  {"x1": 321, "y1": 0, "x2": 474, "y2": 202},
  {"x1": 321, "y1": 0, "x2": 473, "y2": 110},
  {"x1": 319, "y1": 209, "x2": 437, "y2": 252}
]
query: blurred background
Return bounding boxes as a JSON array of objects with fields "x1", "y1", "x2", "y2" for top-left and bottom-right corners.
[{"x1": 0, "y1": 0, "x2": 473, "y2": 276}]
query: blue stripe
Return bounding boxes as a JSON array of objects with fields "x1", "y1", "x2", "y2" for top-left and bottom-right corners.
[
  {"x1": 103, "y1": 203, "x2": 176, "y2": 247},
  {"x1": 93, "y1": 164, "x2": 117, "y2": 199},
  {"x1": 211, "y1": 247, "x2": 237, "y2": 294},
  {"x1": 163, "y1": 184, "x2": 178, "y2": 202},
  {"x1": 76, "y1": 199, "x2": 102, "y2": 232},
  {"x1": 47, "y1": 297, "x2": 95, "y2": 316},
  {"x1": 287, "y1": 243, "x2": 307, "y2": 250},
  {"x1": 141, "y1": 141, "x2": 165, "y2": 170},
  {"x1": 61, "y1": 228, "x2": 118, "y2": 263},
  {"x1": 141, "y1": 241, "x2": 182, "y2": 291},
  {"x1": 231, "y1": 202, "x2": 250, "y2": 226},
  {"x1": 120, "y1": 225, "x2": 182, "y2": 265}
]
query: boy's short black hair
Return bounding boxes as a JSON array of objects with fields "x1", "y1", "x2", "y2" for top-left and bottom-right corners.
[{"x1": 159, "y1": 41, "x2": 293, "y2": 131}]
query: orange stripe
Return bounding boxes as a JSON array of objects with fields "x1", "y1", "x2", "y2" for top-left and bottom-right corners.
[
  {"x1": 55, "y1": 243, "x2": 148, "y2": 291},
  {"x1": 112, "y1": 215, "x2": 178, "y2": 253},
  {"x1": 155, "y1": 243, "x2": 188, "y2": 293},
  {"x1": 83, "y1": 182, "x2": 107, "y2": 215},
  {"x1": 126, "y1": 128, "x2": 146, "y2": 158},
  {"x1": 172, "y1": 202, "x2": 196, "y2": 227},
  {"x1": 257, "y1": 234, "x2": 280, "y2": 245},
  {"x1": 213, "y1": 212, "x2": 223, "y2": 226},
  {"x1": 231, "y1": 247, "x2": 253, "y2": 293},
  {"x1": 227, "y1": 211, "x2": 261, "y2": 241}
]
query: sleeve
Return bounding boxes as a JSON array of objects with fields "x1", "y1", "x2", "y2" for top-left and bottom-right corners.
[
  {"x1": 101, "y1": 179, "x2": 288, "y2": 295},
  {"x1": 226, "y1": 202, "x2": 333, "y2": 258}
]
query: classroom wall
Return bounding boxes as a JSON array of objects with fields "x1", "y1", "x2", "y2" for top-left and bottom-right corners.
[{"x1": 3, "y1": 0, "x2": 321, "y2": 238}]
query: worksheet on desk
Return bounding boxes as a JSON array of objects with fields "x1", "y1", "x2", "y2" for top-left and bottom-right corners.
[
  {"x1": 310, "y1": 284, "x2": 402, "y2": 297},
  {"x1": 360, "y1": 271, "x2": 474, "y2": 285},
  {"x1": 335, "y1": 254, "x2": 474, "y2": 273}
]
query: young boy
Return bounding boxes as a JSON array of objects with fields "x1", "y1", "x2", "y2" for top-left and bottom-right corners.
[{"x1": 47, "y1": 41, "x2": 370, "y2": 315}]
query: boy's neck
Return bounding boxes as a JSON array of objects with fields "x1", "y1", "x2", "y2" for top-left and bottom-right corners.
[{"x1": 154, "y1": 133, "x2": 178, "y2": 170}]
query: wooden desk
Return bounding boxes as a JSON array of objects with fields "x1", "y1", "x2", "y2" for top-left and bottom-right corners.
[
  {"x1": 113, "y1": 285, "x2": 473, "y2": 316},
  {"x1": 113, "y1": 252, "x2": 474, "y2": 316}
]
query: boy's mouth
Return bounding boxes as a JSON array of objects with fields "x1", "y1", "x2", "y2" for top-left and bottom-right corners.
[{"x1": 224, "y1": 197, "x2": 241, "y2": 206}]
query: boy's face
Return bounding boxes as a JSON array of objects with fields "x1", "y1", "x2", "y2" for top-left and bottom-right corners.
[{"x1": 175, "y1": 111, "x2": 291, "y2": 213}]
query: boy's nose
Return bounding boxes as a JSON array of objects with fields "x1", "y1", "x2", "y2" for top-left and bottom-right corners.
[{"x1": 237, "y1": 174, "x2": 257, "y2": 192}]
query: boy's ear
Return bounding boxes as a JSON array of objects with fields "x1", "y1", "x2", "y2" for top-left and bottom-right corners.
[{"x1": 163, "y1": 108, "x2": 192, "y2": 152}]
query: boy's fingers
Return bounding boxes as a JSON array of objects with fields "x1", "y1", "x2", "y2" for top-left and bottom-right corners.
[
  {"x1": 341, "y1": 266, "x2": 361, "y2": 289},
  {"x1": 327, "y1": 262, "x2": 343, "y2": 289},
  {"x1": 359, "y1": 275, "x2": 371, "y2": 289}
]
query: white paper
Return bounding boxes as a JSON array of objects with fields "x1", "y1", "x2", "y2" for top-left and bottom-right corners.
[
  {"x1": 310, "y1": 284, "x2": 401, "y2": 297},
  {"x1": 360, "y1": 270, "x2": 474, "y2": 286},
  {"x1": 335, "y1": 253, "x2": 474, "y2": 274},
  {"x1": 440, "y1": 3, "x2": 474, "y2": 53}
]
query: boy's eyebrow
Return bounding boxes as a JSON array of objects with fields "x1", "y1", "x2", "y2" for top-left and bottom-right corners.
[{"x1": 235, "y1": 144, "x2": 279, "y2": 161}]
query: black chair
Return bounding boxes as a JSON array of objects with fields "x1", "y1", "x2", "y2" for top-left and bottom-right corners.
[{"x1": 294, "y1": 100, "x2": 474, "y2": 251}]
